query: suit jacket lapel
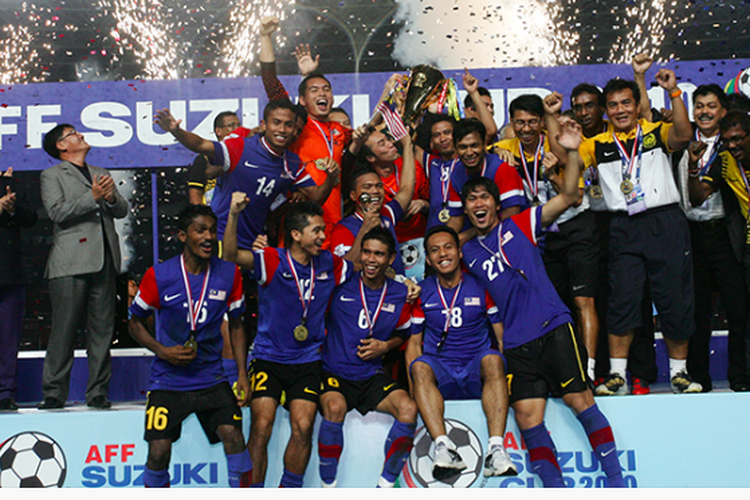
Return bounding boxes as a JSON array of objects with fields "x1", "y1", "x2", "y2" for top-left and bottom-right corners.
[{"x1": 61, "y1": 160, "x2": 93, "y2": 188}]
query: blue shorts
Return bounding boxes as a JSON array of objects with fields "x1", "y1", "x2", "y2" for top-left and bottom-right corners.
[{"x1": 411, "y1": 349, "x2": 504, "y2": 400}]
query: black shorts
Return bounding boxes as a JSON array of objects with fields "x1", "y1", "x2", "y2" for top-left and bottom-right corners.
[
  {"x1": 505, "y1": 323, "x2": 589, "y2": 404},
  {"x1": 249, "y1": 359, "x2": 322, "y2": 405},
  {"x1": 321, "y1": 372, "x2": 403, "y2": 416},
  {"x1": 143, "y1": 383, "x2": 241, "y2": 444},
  {"x1": 607, "y1": 205, "x2": 694, "y2": 340},
  {"x1": 543, "y1": 210, "x2": 602, "y2": 300}
]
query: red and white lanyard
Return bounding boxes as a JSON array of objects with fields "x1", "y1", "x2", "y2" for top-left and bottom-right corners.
[
  {"x1": 359, "y1": 277, "x2": 388, "y2": 338},
  {"x1": 436, "y1": 277, "x2": 463, "y2": 334},
  {"x1": 260, "y1": 135, "x2": 292, "y2": 178},
  {"x1": 518, "y1": 135, "x2": 545, "y2": 199},
  {"x1": 286, "y1": 250, "x2": 316, "y2": 325},
  {"x1": 179, "y1": 255, "x2": 211, "y2": 333}
]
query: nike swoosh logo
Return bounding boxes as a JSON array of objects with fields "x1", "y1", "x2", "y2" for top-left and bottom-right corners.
[
  {"x1": 163, "y1": 293, "x2": 181, "y2": 302},
  {"x1": 244, "y1": 162, "x2": 259, "y2": 168},
  {"x1": 340, "y1": 296, "x2": 356, "y2": 302},
  {"x1": 383, "y1": 383, "x2": 396, "y2": 391},
  {"x1": 603, "y1": 151, "x2": 616, "y2": 157},
  {"x1": 601, "y1": 448, "x2": 615, "y2": 457},
  {"x1": 424, "y1": 302, "x2": 439, "y2": 308},
  {"x1": 572, "y1": 285, "x2": 585, "y2": 291},
  {"x1": 233, "y1": 414, "x2": 242, "y2": 421},
  {"x1": 561, "y1": 377, "x2": 575, "y2": 388},
  {"x1": 469, "y1": 259, "x2": 477, "y2": 267},
  {"x1": 303, "y1": 387, "x2": 318, "y2": 395}
]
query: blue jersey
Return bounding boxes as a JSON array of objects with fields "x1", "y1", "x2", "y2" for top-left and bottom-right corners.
[
  {"x1": 447, "y1": 153, "x2": 526, "y2": 219},
  {"x1": 322, "y1": 273, "x2": 412, "y2": 380},
  {"x1": 412, "y1": 273, "x2": 500, "y2": 363},
  {"x1": 424, "y1": 151, "x2": 452, "y2": 231},
  {"x1": 461, "y1": 206, "x2": 572, "y2": 350},
  {"x1": 251, "y1": 247, "x2": 352, "y2": 364},
  {"x1": 330, "y1": 199, "x2": 406, "y2": 274},
  {"x1": 211, "y1": 132, "x2": 316, "y2": 249},
  {"x1": 130, "y1": 255, "x2": 245, "y2": 391}
]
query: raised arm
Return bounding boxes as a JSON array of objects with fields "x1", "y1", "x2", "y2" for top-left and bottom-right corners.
[
  {"x1": 685, "y1": 141, "x2": 717, "y2": 207},
  {"x1": 393, "y1": 133, "x2": 416, "y2": 211},
  {"x1": 632, "y1": 53, "x2": 654, "y2": 122},
  {"x1": 541, "y1": 117, "x2": 582, "y2": 227},
  {"x1": 294, "y1": 44, "x2": 320, "y2": 77},
  {"x1": 655, "y1": 69, "x2": 692, "y2": 151},
  {"x1": 463, "y1": 68, "x2": 497, "y2": 143},
  {"x1": 543, "y1": 91, "x2": 568, "y2": 164},
  {"x1": 296, "y1": 157, "x2": 340, "y2": 204},
  {"x1": 154, "y1": 108, "x2": 216, "y2": 159},
  {"x1": 223, "y1": 191, "x2": 256, "y2": 270}
]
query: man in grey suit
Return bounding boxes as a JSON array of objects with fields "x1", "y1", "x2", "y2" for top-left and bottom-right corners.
[{"x1": 39, "y1": 124, "x2": 128, "y2": 409}]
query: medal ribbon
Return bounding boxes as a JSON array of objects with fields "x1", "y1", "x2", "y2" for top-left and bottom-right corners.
[
  {"x1": 260, "y1": 135, "x2": 292, "y2": 179},
  {"x1": 311, "y1": 119, "x2": 334, "y2": 158},
  {"x1": 612, "y1": 124, "x2": 643, "y2": 183},
  {"x1": 440, "y1": 158, "x2": 459, "y2": 208},
  {"x1": 179, "y1": 255, "x2": 211, "y2": 334},
  {"x1": 286, "y1": 250, "x2": 316, "y2": 325},
  {"x1": 477, "y1": 222, "x2": 512, "y2": 273},
  {"x1": 695, "y1": 130, "x2": 720, "y2": 176},
  {"x1": 359, "y1": 277, "x2": 389, "y2": 338},
  {"x1": 518, "y1": 134, "x2": 545, "y2": 200},
  {"x1": 436, "y1": 277, "x2": 463, "y2": 336}
]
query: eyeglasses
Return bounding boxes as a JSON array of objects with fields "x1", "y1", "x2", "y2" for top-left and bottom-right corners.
[
  {"x1": 513, "y1": 119, "x2": 541, "y2": 128},
  {"x1": 58, "y1": 129, "x2": 79, "y2": 142},
  {"x1": 720, "y1": 134, "x2": 748, "y2": 147}
]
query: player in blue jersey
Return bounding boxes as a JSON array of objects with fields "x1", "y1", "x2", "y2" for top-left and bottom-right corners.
[
  {"x1": 406, "y1": 225, "x2": 517, "y2": 480},
  {"x1": 445, "y1": 119, "x2": 525, "y2": 245},
  {"x1": 459, "y1": 117, "x2": 626, "y2": 488},
  {"x1": 317, "y1": 227, "x2": 416, "y2": 488},
  {"x1": 330, "y1": 132, "x2": 416, "y2": 275},
  {"x1": 154, "y1": 99, "x2": 339, "y2": 249},
  {"x1": 128, "y1": 204, "x2": 252, "y2": 488},
  {"x1": 223, "y1": 193, "x2": 352, "y2": 487}
]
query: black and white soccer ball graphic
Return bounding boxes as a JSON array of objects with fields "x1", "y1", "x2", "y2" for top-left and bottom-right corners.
[
  {"x1": 400, "y1": 242, "x2": 421, "y2": 268},
  {"x1": 0, "y1": 432, "x2": 67, "y2": 488},
  {"x1": 739, "y1": 67, "x2": 750, "y2": 97},
  {"x1": 407, "y1": 418, "x2": 483, "y2": 488}
]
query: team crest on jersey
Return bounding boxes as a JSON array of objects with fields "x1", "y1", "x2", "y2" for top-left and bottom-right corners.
[
  {"x1": 464, "y1": 297, "x2": 480, "y2": 306},
  {"x1": 643, "y1": 132, "x2": 657, "y2": 149},
  {"x1": 209, "y1": 289, "x2": 226, "y2": 301}
]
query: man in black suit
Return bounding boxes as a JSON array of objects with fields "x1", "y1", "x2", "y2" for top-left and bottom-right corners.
[{"x1": 0, "y1": 168, "x2": 38, "y2": 411}]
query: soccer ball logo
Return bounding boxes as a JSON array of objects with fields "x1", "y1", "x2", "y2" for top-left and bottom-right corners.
[
  {"x1": 407, "y1": 418, "x2": 482, "y2": 488},
  {"x1": 400, "y1": 241, "x2": 421, "y2": 269},
  {"x1": 0, "y1": 432, "x2": 67, "y2": 488}
]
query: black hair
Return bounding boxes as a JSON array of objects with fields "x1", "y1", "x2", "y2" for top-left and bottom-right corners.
[
  {"x1": 213, "y1": 111, "x2": 239, "y2": 131},
  {"x1": 263, "y1": 99, "x2": 298, "y2": 122},
  {"x1": 692, "y1": 84, "x2": 728, "y2": 108},
  {"x1": 460, "y1": 176, "x2": 500, "y2": 208},
  {"x1": 42, "y1": 123, "x2": 75, "y2": 159},
  {"x1": 509, "y1": 94, "x2": 544, "y2": 119},
  {"x1": 298, "y1": 72, "x2": 331, "y2": 97},
  {"x1": 177, "y1": 204, "x2": 218, "y2": 233},
  {"x1": 347, "y1": 164, "x2": 380, "y2": 195},
  {"x1": 284, "y1": 201, "x2": 325, "y2": 248},
  {"x1": 570, "y1": 83, "x2": 605, "y2": 107},
  {"x1": 720, "y1": 110, "x2": 750, "y2": 135},
  {"x1": 463, "y1": 87, "x2": 492, "y2": 110},
  {"x1": 362, "y1": 226, "x2": 396, "y2": 257},
  {"x1": 453, "y1": 118, "x2": 487, "y2": 145},
  {"x1": 330, "y1": 107, "x2": 350, "y2": 119},
  {"x1": 603, "y1": 78, "x2": 642, "y2": 106},
  {"x1": 423, "y1": 225, "x2": 459, "y2": 252},
  {"x1": 725, "y1": 93, "x2": 750, "y2": 114}
]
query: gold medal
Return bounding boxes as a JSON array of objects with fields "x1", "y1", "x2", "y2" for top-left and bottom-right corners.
[
  {"x1": 590, "y1": 185, "x2": 603, "y2": 199},
  {"x1": 531, "y1": 197, "x2": 541, "y2": 207},
  {"x1": 438, "y1": 208, "x2": 450, "y2": 223},
  {"x1": 293, "y1": 324, "x2": 309, "y2": 342},
  {"x1": 620, "y1": 179, "x2": 634, "y2": 195},
  {"x1": 184, "y1": 333, "x2": 198, "y2": 352},
  {"x1": 315, "y1": 158, "x2": 328, "y2": 171}
]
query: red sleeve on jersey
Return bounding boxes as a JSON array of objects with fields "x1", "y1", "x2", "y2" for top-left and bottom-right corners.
[
  {"x1": 511, "y1": 208, "x2": 539, "y2": 246},
  {"x1": 227, "y1": 265, "x2": 245, "y2": 313},
  {"x1": 415, "y1": 159, "x2": 430, "y2": 201},
  {"x1": 396, "y1": 301, "x2": 413, "y2": 330},
  {"x1": 411, "y1": 298, "x2": 425, "y2": 326},
  {"x1": 137, "y1": 267, "x2": 160, "y2": 310},
  {"x1": 222, "y1": 136, "x2": 247, "y2": 174},
  {"x1": 330, "y1": 223, "x2": 355, "y2": 258},
  {"x1": 448, "y1": 179, "x2": 461, "y2": 203},
  {"x1": 258, "y1": 248, "x2": 281, "y2": 287},
  {"x1": 332, "y1": 253, "x2": 350, "y2": 285},
  {"x1": 485, "y1": 290, "x2": 496, "y2": 310},
  {"x1": 494, "y1": 162, "x2": 524, "y2": 198}
]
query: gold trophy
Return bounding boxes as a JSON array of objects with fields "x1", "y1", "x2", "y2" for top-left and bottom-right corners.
[{"x1": 402, "y1": 64, "x2": 445, "y2": 128}]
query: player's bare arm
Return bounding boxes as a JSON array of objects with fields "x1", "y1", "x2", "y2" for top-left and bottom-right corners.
[
  {"x1": 129, "y1": 315, "x2": 197, "y2": 367},
  {"x1": 632, "y1": 53, "x2": 655, "y2": 122},
  {"x1": 656, "y1": 69, "x2": 692, "y2": 150},
  {"x1": 463, "y1": 68, "x2": 498, "y2": 143},
  {"x1": 686, "y1": 140, "x2": 716, "y2": 206},
  {"x1": 394, "y1": 133, "x2": 417, "y2": 212},
  {"x1": 223, "y1": 191, "x2": 256, "y2": 270},
  {"x1": 541, "y1": 117, "x2": 582, "y2": 228},
  {"x1": 297, "y1": 157, "x2": 340, "y2": 204},
  {"x1": 229, "y1": 315, "x2": 250, "y2": 406}
]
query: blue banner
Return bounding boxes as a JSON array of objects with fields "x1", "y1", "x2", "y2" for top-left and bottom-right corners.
[{"x1": 2, "y1": 59, "x2": 749, "y2": 171}]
